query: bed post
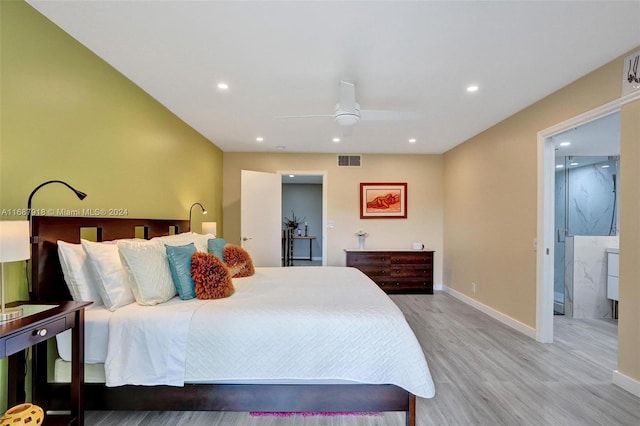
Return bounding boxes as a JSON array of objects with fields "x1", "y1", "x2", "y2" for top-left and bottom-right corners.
[{"x1": 407, "y1": 393, "x2": 416, "y2": 426}]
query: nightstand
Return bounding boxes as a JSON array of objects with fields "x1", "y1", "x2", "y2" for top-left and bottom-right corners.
[{"x1": 1, "y1": 301, "x2": 90, "y2": 426}]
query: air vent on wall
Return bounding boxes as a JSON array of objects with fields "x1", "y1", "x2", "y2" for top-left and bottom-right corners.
[{"x1": 337, "y1": 155, "x2": 362, "y2": 167}]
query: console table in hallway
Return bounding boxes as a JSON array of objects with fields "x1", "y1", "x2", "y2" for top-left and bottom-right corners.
[{"x1": 291, "y1": 235, "x2": 316, "y2": 264}]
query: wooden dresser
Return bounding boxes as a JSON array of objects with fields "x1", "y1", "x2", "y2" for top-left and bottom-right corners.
[{"x1": 345, "y1": 249, "x2": 434, "y2": 294}]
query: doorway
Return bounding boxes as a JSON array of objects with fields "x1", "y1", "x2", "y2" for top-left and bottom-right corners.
[
  {"x1": 280, "y1": 171, "x2": 327, "y2": 266},
  {"x1": 537, "y1": 104, "x2": 625, "y2": 343},
  {"x1": 551, "y1": 112, "x2": 620, "y2": 318}
]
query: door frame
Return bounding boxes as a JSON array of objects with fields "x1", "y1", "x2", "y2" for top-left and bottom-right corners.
[
  {"x1": 536, "y1": 90, "x2": 640, "y2": 343},
  {"x1": 278, "y1": 170, "x2": 328, "y2": 266}
]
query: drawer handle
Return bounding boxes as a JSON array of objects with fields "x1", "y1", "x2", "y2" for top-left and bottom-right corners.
[
  {"x1": 381, "y1": 271, "x2": 386, "y2": 275},
  {"x1": 380, "y1": 283, "x2": 385, "y2": 286},
  {"x1": 395, "y1": 283, "x2": 400, "y2": 286},
  {"x1": 33, "y1": 328, "x2": 48, "y2": 337},
  {"x1": 396, "y1": 270, "x2": 400, "y2": 274}
]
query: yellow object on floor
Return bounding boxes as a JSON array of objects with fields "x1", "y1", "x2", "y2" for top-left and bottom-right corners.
[{"x1": 0, "y1": 403, "x2": 44, "y2": 426}]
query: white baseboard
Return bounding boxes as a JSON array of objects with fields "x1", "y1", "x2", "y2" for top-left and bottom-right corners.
[
  {"x1": 434, "y1": 283, "x2": 444, "y2": 291},
  {"x1": 442, "y1": 285, "x2": 536, "y2": 339},
  {"x1": 613, "y1": 370, "x2": 640, "y2": 398}
]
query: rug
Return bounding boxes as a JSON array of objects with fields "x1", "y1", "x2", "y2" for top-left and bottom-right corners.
[{"x1": 249, "y1": 411, "x2": 382, "y2": 417}]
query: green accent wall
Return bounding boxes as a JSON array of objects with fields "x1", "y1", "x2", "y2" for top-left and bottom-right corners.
[{"x1": 0, "y1": 0, "x2": 223, "y2": 410}]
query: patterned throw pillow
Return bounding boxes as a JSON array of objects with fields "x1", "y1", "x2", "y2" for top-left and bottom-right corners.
[
  {"x1": 223, "y1": 244, "x2": 255, "y2": 278},
  {"x1": 191, "y1": 252, "x2": 235, "y2": 300}
]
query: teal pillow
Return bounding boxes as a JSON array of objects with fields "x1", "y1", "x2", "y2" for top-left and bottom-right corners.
[
  {"x1": 207, "y1": 238, "x2": 227, "y2": 262},
  {"x1": 165, "y1": 243, "x2": 197, "y2": 300}
]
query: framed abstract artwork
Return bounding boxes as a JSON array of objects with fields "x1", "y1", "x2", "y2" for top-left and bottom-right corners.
[{"x1": 360, "y1": 182, "x2": 407, "y2": 219}]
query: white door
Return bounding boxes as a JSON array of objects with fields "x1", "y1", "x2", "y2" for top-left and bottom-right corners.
[{"x1": 241, "y1": 170, "x2": 282, "y2": 267}]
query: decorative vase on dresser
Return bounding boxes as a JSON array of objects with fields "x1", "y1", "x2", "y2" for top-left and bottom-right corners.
[
  {"x1": 358, "y1": 235, "x2": 366, "y2": 250},
  {"x1": 345, "y1": 249, "x2": 434, "y2": 294}
]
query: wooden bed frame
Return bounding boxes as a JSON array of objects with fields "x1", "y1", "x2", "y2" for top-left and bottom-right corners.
[{"x1": 28, "y1": 216, "x2": 417, "y2": 425}]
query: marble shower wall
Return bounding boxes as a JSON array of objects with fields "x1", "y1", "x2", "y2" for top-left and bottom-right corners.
[
  {"x1": 569, "y1": 236, "x2": 619, "y2": 319},
  {"x1": 566, "y1": 161, "x2": 618, "y2": 236}
]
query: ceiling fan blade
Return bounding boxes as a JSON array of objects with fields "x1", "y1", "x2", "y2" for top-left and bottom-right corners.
[
  {"x1": 338, "y1": 80, "x2": 356, "y2": 112},
  {"x1": 359, "y1": 109, "x2": 421, "y2": 121},
  {"x1": 274, "y1": 114, "x2": 333, "y2": 119}
]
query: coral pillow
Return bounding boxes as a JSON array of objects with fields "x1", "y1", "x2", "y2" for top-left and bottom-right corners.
[
  {"x1": 191, "y1": 252, "x2": 235, "y2": 300},
  {"x1": 223, "y1": 244, "x2": 255, "y2": 278}
]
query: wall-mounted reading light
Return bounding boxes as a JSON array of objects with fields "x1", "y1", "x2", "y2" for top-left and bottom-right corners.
[{"x1": 188, "y1": 202, "x2": 207, "y2": 231}]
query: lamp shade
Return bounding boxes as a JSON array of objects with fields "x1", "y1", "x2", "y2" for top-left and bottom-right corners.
[
  {"x1": 202, "y1": 222, "x2": 217, "y2": 236},
  {"x1": 0, "y1": 221, "x2": 30, "y2": 262}
]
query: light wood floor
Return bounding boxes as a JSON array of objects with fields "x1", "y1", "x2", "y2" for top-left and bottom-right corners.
[{"x1": 85, "y1": 292, "x2": 640, "y2": 426}]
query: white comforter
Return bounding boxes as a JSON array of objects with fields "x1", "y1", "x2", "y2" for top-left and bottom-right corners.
[{"x1": 104, "y1": 266, "x2": 435, "y2": 398}]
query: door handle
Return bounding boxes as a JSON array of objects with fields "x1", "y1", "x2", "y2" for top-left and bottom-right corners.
[{"x1": 242, "y1": 237, "x2": 252, "y2": 241}]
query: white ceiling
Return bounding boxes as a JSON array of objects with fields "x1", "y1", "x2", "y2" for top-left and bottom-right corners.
[
  {"x1": 552, "y1": 111, "x2": 620, "y2": 157},
  {"x1": 27, "y1": 1, "x2": 640, "y2": 154}
]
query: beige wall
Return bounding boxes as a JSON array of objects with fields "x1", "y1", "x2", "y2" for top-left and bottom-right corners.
[
  {"x1": 618, "y1": 99, "x2": 640, "y2": 380},
  {"x1": 444, "y1": 48, "x2": 640, "y2": 383},
  {"x1": 223, "y1": 153, "x2": 444, "y2": 282}
]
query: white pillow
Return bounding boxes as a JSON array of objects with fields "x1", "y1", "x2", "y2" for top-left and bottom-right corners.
[
  {"x1": 151, "y1": 232, "x2": 215, "y2": 252},
  {"x1": 117, "y1": 240, "x2": 176, "y2": 306},
  {"x1": 81, "y1": 239, "x2": 135, "y2": 311},
  {"x1": 190, "y1": 233, "x2": 216, "y2": 252},
  {"x1": 57, "y1": 241, "x2": 103, "y2": 309}
]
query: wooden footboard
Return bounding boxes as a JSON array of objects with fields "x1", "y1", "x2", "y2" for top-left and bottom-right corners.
[
  {"x1": 38, "y1": 382, "x2": 415, "y2": 425},
  {"x1": 28, "y1": 216, "x2": 417, "y2": 426}
]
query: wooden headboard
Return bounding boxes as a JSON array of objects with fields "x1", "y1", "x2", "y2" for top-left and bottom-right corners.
[{"x1": 30, "y1": 216, "x2": 190, "y2": 302}]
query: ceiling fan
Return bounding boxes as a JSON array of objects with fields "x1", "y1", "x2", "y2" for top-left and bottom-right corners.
[{"x1": 275, "y1": 80, "x2": 419, "y2": 134}]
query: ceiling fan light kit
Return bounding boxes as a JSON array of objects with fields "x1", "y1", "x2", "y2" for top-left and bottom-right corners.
[
  {"x1": 334, "y1": 104, "x2": 361, "y2": 127},
  {"x1": 275, "y1": 80, "x2": 417, "y2": 134}
]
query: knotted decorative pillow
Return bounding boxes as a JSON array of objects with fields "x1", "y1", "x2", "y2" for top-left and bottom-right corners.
[
  {"x1": 190, "y1": 252, "x2": 235, "y2": 299},
  {"x1": 223, "y1": 244, "x2": 255, "y2": 278}
]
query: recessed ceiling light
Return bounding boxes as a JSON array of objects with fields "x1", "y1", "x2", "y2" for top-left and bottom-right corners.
[
  {"x1": 256, "y1": 137, "x2": 264, "y2": 142},
  {"x1": 601, "y1": 164, "x2": 610, "y2": 168},
  {"x1": 408, "y1": 138, "x2": 417, "y2": 143},
  {"x1": 559, "y1": 141, "x2": 571, "y2": 147},
  {"x1": 556, "y1": 164, "x2": 564, "y2": 169},
  {"x1": 289, "y1": 174, "x2": 295, "y2": 178},
  {"x1": 217, "y1": 82, "x2": 229, "y2": 90},
  {"x1": 570, "y1": 162, "x2": 579, "y2": 166},
  {"x1": 332, "y1": 137, "x2": 340, "y2": 143},
  {"x1": 467, "y1": 85, "x2": 479, "y2": 92}
]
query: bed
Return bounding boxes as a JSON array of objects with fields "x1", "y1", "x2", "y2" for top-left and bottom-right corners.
[{"x1": 27, "y1": 216, "x2": 434, "y2": 426}]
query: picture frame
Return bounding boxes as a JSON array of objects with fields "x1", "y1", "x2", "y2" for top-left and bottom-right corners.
[{"x1": 360, "y1": 182, "x2": 407, "y2": 219}]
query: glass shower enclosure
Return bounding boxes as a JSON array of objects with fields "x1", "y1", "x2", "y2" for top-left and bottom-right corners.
[{"x1": 554, "y1": 155, "x2": 619, "y2": 315}]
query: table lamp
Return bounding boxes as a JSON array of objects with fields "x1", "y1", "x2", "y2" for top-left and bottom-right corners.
[
  {"x1": 0, "y1": 221, "x2": 30, "y2": 322},
  {"x1": 201, "y1": 222, "x2": 217, "y2": 236}
]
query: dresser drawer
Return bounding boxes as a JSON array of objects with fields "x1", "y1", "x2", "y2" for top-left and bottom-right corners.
[
  {"x1": 376, "y1": 279, "x2": 433, "y2": 293},
  {"x1": 390, "y1": 253, "x2": 433, "y2": 264},
  {"x1": 346, "y1": 253, "x2": 391, "y2": 266},
  {"x1": 5, "y1": 317, "x2": 67, "y2": 356},
  {"x1": 390, "y1": 265, "x2": 432, "y2": 277},
  {"x1": 354, "y1": 265, "x2": 391, "y2": 277}
]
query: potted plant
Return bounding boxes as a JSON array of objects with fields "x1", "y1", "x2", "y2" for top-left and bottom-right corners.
[{"x1": 283, "y1": 210, "x2": 306, "y2": 231}]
